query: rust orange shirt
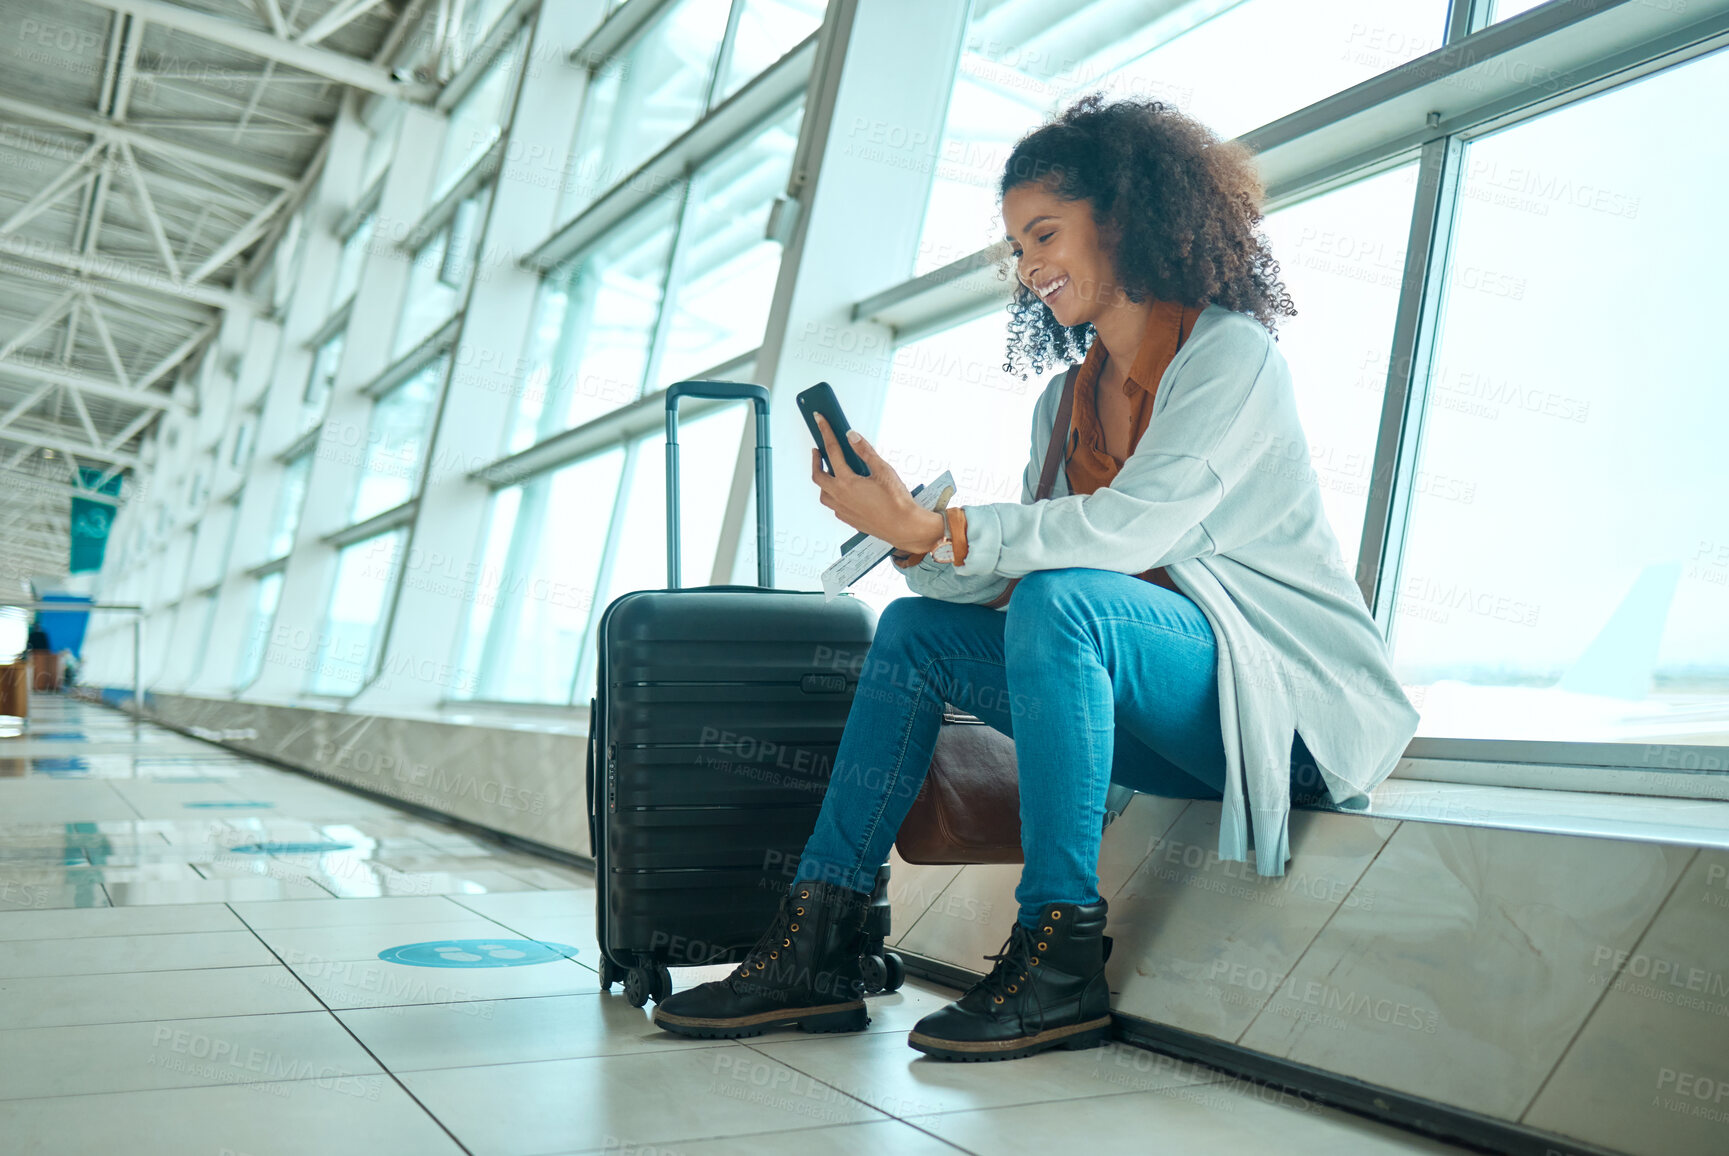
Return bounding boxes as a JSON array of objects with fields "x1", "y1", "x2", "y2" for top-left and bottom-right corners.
[{"x1": 1061, "y1": 297, "x2": 1207, "y2": 592}]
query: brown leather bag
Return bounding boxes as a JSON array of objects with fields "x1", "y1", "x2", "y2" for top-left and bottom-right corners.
[
  {"x1": 896, "y1": 708, "x2": 1026, "y2": 864},
  {"x1": 893, "y1": 368, "x2": 1130, "y2": 865}
]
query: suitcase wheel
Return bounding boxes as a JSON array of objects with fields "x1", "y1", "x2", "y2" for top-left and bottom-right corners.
[
  {"x1": 859, "y1": 951, "x2": 905, "y2": 994},
  {"x1": 623, "y1": 963, "x2": 672, "y2": 1008},
  {"x1": 598, "y1": 955, "x2": 623, "y2": 993}
]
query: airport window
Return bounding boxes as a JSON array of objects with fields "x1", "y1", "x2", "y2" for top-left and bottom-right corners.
[
  {"x1": 229, "y1": 415, "x2": 257, "y2": 470},
  {"x1": 560, "y1": 0, "x2": 733, "y2": 220},
  {"x1": 454, "y1": 447, "x2": 629, "y2": 704},
  {"x1": 235, "y1": 570, "x2": 283, "y2": 691},
  {"x1": 303, "y1": 330, "x2": 346, "y2": 431},
  {"x1": 462, "y1": 0, "x2": 521, "y2": 49},
  {"x1": 712, "y1": 0, "x2": 827, "y2": 103},
  {"x1": 1257, "y1": 161, "x2": 1422, "y2": 573},
  {"x1": 309, "y1": 530, "x2": 406, "y2": 696},
  {"x1": 151, "y1": 532, "x2": 193, "y2": 609},
  {"x1": 506, "y1": 94, "x2": 804, "y2": 456},
  {"x1": 362, "y1": 99, "x2": 401, "y2": 188},
  {"x1": 266, "y1": 453, "x2": 312, "y2": 563},
  {"x1": 570, "y1": 405, "x2": 748, "y2": 703},
  {"x1": 186, "y1": 462, "x2": 209, "y2": 510},
  {"x1": 160, "y1": 591, "x2": 216, "y2": 691},
  {"x1": 350, "y1": 355, "x2": 448, "y2": 524},
  {"x1": 1389, "y1": 48, "x2": 1729, "y2": 749},
  {"x1": 655, "y1": 104, "x2": 803, "y2": 387},
  {"x1": 186, "y1": 501, "x2": 236, "y2": 592},
  {"x1": 271, "y1": 211, "x2": 306, "y2": 312},
  {"x1": 914, "y1": 0, "x2": 1449, "y2": 273},
  {"x1": 437, "y1": 25, "x2": 527, "y2": 194},
  {"x1": 1489, "y1": 0, "x2": 1548, "y2": 22},
  {"x1": 395, "y1": 184, "x2": 492, "y2": 358},
  {"x1": 331, "y1": 205, "x2": 377, "y2": 312},
  {"x1": 504, "y1": 195, "x2": 680, "y2": 454}
]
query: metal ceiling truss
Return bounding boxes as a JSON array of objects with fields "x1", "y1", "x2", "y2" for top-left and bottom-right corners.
[{"x1": 0, "y1": 0, "x2": 443, "y2": 576}]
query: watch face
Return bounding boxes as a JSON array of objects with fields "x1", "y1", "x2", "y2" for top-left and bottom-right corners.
[{"x1": 934, "y1": 541, "x2": 954, "y2": 563}]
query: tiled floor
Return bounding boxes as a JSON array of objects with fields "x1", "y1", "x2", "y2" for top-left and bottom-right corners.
[{"x1": 0, "y1": 696, "x2": 1473, "y2": 1155}]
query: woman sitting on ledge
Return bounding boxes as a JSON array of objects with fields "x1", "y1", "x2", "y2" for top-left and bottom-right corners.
[{"x1": 654, "y1": 94, "x2": 1420, "y2": 1061}]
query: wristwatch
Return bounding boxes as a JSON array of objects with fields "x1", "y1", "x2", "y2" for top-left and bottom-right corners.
[{"x1": 931, "y1": 510, "x2": 955, "y2": 564}]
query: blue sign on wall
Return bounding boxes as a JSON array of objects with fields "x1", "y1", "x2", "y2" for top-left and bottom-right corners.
[
  {"x1": 70, "y1": 468, "x2": 123, "y2": 574},
  {"x1": 377, "y1": 940, "x2": 580, "y2": 968}
]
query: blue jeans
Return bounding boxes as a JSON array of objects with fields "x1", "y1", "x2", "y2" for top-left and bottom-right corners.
[{"x1": 794, "y1": 567, "x2": 1322, "y2": 929}]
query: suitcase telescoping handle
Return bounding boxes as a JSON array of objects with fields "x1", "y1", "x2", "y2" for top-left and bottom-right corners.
[{"x1": 664, "y1": 381, "x2": 774, "y2": 590}]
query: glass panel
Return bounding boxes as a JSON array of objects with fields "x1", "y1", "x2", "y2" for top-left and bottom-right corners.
[
  {"x1": 916, "y1": 0, "x2": 1448, "y2": 273},
  {"x1": 310, "y1": 530, "x2": 406, "y2": 695},
  {"x1": 439, "y1": 189, "x2": 489, "y2": 289},
  {"x1": 574, "y1": 405, "x2": 748, "y2": 700},
  {"x1": 272, "y1": 212, "x2": 304, "y2": 311},
  {"x1": 230, "y1": 415, "x2": 256, "y2": 469},
  {"x1": 362, "y1": 101, "x2": 401, "y2": 188},
  {"x1": 143, "y1": 605, "x2": 177, "y2": 685},
  {"x1": 1489, "y1": 0, "x2": 1548, "y2": 22},
  {"x1": 1258, "y1": 162, "x2": 1420, "y2": 575},
  {"x1": 456, "y1": 0, "x2": 519, "y2": 63},
  {"x1": 160, "y1": 593, "x2": 215, "y2": 691},
  {"x1": 561, "y1": 0, "x2": 731, "y2": 218},
  {"x1": 351, "y1": 357, "x2": 446, "y2": 523},
  {"x1": 437, "y1": 29, "x2": 524, "y2": 193},
  {"x1": 655, "y1": 104, "x2": 801, "y2": 387},
  {"x1": 458, "y1": 448, "x2": 628, "y2": 703},
  {"x1": 397, "y1": 236, "x2": 459, "y2": 357},
  {"x1": 394, "y1": 186, "x2": 491, "y2": 358},
  {"x1": 331, "y1": 210, "x2": 375, "y2": 310},
  {"x1": 267, "y1": 453, "x2": 311, "y2": 562},
  {"x1": 151, "y1": 533, "x2": 192, "y2": 607},
  {"x1": 1392, "y1": 51, "x2": 1729, "y2": 748},
  {"x1": 235, "y1": 571, "x2": 283, "y2": 690},
  {"x1": 452, "y1": 485, "x2": 523, "y2": 700},
  {"x1": 714, "y1": 0, "x2": 825, "y2": 103},
  {"x1": 186, "y1": 501, "x2": 236, "y2": 591},
  {"x1": 303, "y1": 331, "x2": 345, "y2": 430},
  {"x1": 505, "y1": 193, "x2": 679, "y2": 454},
  {"x1": 186, "y1": 463, "x2": 209, "y2": 509}
]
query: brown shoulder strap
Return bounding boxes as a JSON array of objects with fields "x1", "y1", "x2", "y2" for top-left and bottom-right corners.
[{"x1": 1035, "y1": 365, "x2": 1078, "y2": 501}]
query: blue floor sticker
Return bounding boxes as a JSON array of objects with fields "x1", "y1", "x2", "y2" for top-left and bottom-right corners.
[
  {"x1": 227, "y1": 841, "x2": 354, "y2": 854},
  {"x1": 185, "y1": 801, "x2": 274, "y2": 809},
  {"x1": 378, "y1": 939, "x2": 580, "y2": 967}
]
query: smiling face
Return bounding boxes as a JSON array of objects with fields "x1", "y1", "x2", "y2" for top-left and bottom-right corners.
[{"x1": 1002, "y1": 180, "x2": 1122, "y2": 330}]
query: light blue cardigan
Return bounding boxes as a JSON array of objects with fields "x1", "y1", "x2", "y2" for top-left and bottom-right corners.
[{"x1": 897, "y1": 303, "x2": 1421, "y2": 875}]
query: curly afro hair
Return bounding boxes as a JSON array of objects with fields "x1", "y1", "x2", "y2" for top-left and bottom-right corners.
[{"x1": 998, "y1": 93, "x2": 1295, "y2": 379}]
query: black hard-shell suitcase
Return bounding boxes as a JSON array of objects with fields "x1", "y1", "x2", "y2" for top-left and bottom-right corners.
[{"x1": 586, "y1": 381, "x2": 904, "y2": 1007}]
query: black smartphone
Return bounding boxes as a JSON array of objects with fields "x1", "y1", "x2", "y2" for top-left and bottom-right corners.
[{"x1": 796, "y1": 381, "x2": 871, "y2": 477}]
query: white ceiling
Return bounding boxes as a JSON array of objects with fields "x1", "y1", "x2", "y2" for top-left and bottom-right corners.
[{"x1": 0, "y1": 0, "x2": 431, "y2": 580}]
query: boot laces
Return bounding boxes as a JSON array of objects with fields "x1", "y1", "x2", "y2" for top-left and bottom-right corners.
[
  {"x1": 976, "y1": 922, "x2": 1047, "y2": 1025},
  {"x1": 727, "y1": 893, "x2": 799, "y2": 989}
]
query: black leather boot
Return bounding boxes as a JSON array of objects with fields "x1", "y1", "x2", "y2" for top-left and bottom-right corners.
[
  {"x1": 652, "y1": 880, "x2": 874, "y2": 1039},
  {"x1": 907, "y1": 898, "x2": 1112, "y2": 1061}
]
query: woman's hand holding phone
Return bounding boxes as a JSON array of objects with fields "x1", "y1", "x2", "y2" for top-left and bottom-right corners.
[{"x1": 809, "y1": 414, "x2": 946, "y2": 555}]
